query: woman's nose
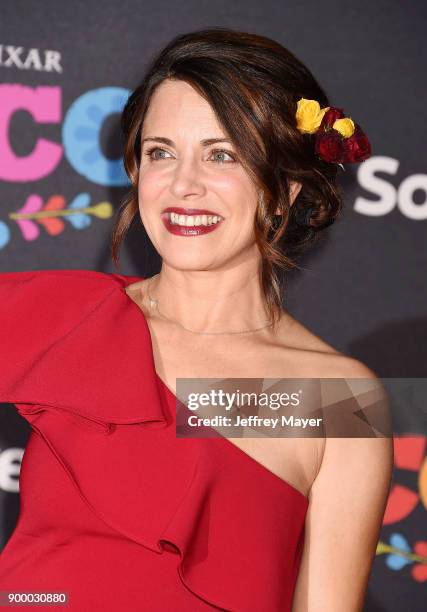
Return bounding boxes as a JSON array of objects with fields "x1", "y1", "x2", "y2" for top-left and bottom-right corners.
[{"x1": 169, "y1": 157, "x2": 205, "y2": 198}]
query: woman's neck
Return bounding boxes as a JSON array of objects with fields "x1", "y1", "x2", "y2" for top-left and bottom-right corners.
[{"x1": 147, "y1": 264, "x2": 272, "y2": 334}]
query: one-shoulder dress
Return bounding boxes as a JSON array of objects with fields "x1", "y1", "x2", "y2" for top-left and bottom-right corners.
[{"x1": 0, "y1": 269, "x2": 309, "y2": 611}]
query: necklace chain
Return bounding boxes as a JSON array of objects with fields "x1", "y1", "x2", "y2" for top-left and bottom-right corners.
[{"x1": 146, "y1": 274, "x2": 273, "y2": 336}]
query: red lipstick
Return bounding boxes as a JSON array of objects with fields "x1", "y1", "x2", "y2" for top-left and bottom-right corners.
[
  {"x1": 162, "y1": 207, "x2": 222, "y2": 216},
  {"x1": 161, "y1": 207, "x2": 225, "y2": 237}
]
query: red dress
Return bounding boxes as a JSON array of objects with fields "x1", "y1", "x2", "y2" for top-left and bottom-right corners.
[{"x1": 0, "y1": 269, "x2": 308, "y2": 611}]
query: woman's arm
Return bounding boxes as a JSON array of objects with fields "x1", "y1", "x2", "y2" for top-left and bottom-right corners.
[{"x1": 291, "y1": 361, "x2": 394, "y2": 612}]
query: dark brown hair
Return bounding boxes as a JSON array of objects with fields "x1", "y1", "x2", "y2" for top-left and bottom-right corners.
[{"x1": 111, "y1": 27, "x2": 343, "y2": 329}]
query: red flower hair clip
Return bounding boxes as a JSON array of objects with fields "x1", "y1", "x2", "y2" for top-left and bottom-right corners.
[{"x1": 295, "y1": 98, "x2": 372, "y2": 168}]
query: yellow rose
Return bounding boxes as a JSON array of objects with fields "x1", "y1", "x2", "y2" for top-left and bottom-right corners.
[
  {"x1": 332, "y1": 117, "x2": 355, "y2": 138},
  {"x1": 296, "y1": 98, "x2": 330, "y2": 134}
]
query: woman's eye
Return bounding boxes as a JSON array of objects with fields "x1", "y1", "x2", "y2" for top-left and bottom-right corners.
[
  {"x1": 144, "y1": 147, "x2": 172, "y2": 161},
  {"x1": 210, "y1": 149, "x2": 236, "y2": 163}
]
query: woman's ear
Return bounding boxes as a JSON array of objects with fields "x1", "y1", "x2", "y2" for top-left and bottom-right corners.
[
  {"x1": 274, "y1": 181, "x2": 303, "y2": 214},
  {"x1": 289, "y1": 181, "x2": 303, "y2": 206}
]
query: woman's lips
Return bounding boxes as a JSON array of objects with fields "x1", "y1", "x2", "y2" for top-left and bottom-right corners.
[
  {"x1": 160, "y1": 210, "x2": 225, "y2": 237},
  {"x1": 162, "y1": 207, "x2": 221, "y2": 216}
]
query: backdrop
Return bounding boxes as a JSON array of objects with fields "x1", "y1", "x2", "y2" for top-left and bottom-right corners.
[{"x1": 0, "y1": 1, "x2": 426, "y2": 610}]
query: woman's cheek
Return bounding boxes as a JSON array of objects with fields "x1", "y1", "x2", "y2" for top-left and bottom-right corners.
[{"x1": 140, "y1": 162, "x2": 168, "y2": 187}]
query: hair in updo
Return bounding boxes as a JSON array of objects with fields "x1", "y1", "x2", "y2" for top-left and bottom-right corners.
[{"x1": 111, "y1": 27, "x2": 343, "y2": 329}]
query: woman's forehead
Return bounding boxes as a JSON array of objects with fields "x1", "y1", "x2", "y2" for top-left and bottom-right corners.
[{"x1": 143, "y1": 80, "x2": 220, "y2": 131}]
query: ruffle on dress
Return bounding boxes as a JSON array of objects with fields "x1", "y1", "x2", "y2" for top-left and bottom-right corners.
[{"x1": 0, "y1": 270, "x2": 308, "y2": 612}]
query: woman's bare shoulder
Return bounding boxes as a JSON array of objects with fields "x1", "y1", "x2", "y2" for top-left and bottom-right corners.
[
  {"x1": 276, "y1": 311, "x2": 378, "y2": 379},
  {"x1": 123, "y1": 278, "x2": 146, "y2": 292}
]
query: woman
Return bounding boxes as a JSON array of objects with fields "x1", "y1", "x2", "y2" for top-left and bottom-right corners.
[{"x1": 0, "y1": 28, "x2": 393, "y2": 611}]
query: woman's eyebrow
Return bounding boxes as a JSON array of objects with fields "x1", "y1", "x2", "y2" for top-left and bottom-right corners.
[{"x1": 141, "y1": 136, "x2": 232, "y2": 146}]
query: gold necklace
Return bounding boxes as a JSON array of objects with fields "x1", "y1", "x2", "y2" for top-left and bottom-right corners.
[{"x1": 146, "y1": 274, "x2": 274, "y2": 336}]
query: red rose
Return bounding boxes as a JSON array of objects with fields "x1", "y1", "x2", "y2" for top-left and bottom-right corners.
[
  {"x1": 315, "y1": 130, "x2": 345, "y2": 163},
  {"x1": 343, "y1": 124, "x2": 372, "y2": 162},
  {"x1": 320, "y1": 106, "x2": 344, "y2": 130}
]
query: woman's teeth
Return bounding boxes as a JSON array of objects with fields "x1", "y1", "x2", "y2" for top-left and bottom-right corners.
[{"x1": 168, "y1": 212, "x2": 224, "y2": 227}]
